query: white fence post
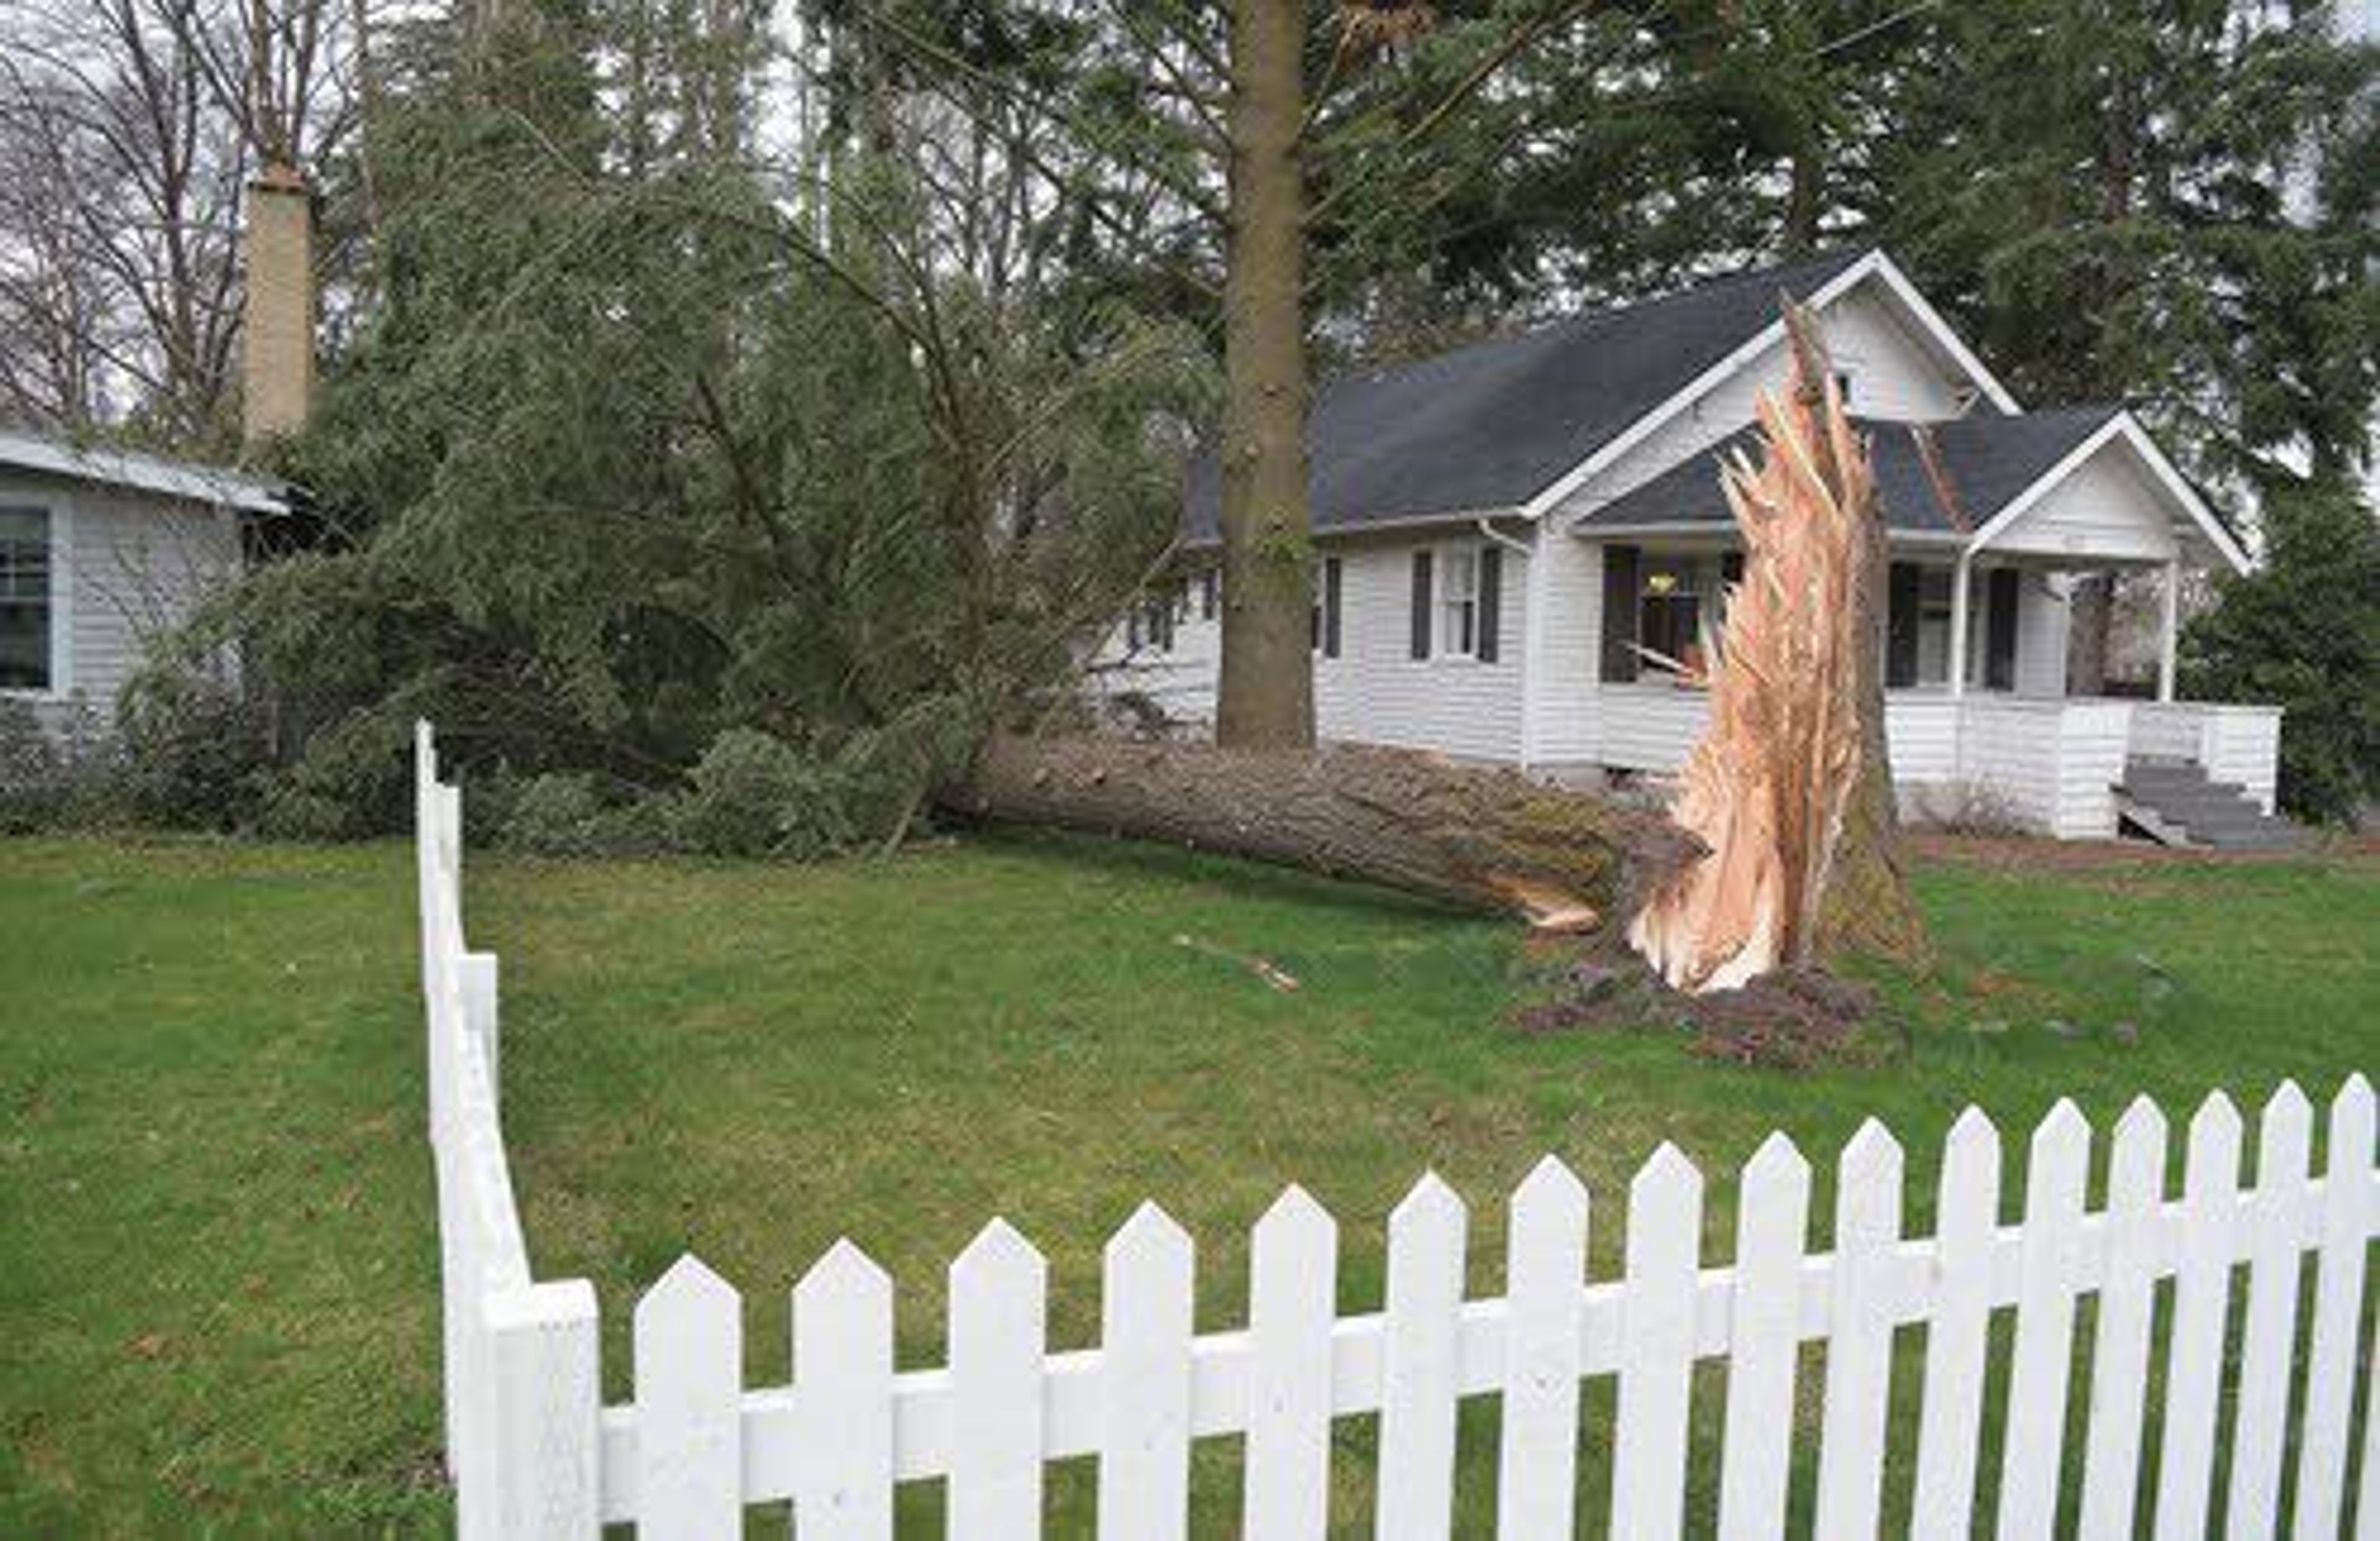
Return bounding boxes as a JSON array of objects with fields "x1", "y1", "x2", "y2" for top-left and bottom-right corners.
[
  {"x1": 1496, "y1": 1157, "x2": 1588, "y2": 1541},
  {"x1": 1911, "y1": 1108, "x2": 1998, "y2": 1540},
  {"x1": 2294, "y1": 1077, "x2": 2374, "y2": 1540},
  {"x1": 2226, "y1": 1083, "x2": 2313, "y2": 1539},
  {"x1": 1243, "y1": 1186, "x2": 1337, "y2": 1540},
  {"x1": 481, "y1": 1279, "x2": 601, "y2": 1540},
  {"x1": 1098, "y1": 1204, "x2": 1195, "y2": 1541},
  {"x1": 2155, "y1": 1093, "x2": 2242, "y2": 1541},
  {"x1": 1716, "y1": 1134, "x2": 1808, "y2": 1540},
  {"x1": 1611, "y1": 1144, "x2": 1702, "y2": 1541},
  {"x1": 948, "y1": 1220, "x2": 1049, "y2": 1540},
  {"x1": 1996, "y1": 1101, "x2": 2090, "y2": 1541},
  {"x1": 459, "y1": 950, "x2": 500, "y2": 1088},
  {"x1": 635, "y1": 1256, "x2": 744, "y2": 1539},
  {"x1": 793, "y1": 1240, "x2": 898, "y2": 1540},
  {"x1": 1814, "y1": 1121, "x2": 1903, "y2": 1539}
]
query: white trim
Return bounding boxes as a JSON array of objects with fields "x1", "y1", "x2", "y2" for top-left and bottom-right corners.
[
  {"x1": 1184, "y1": 505, "x2": 1527, "y2": 551},
  {"x1": 1571, "y1": 519, "x2": 1966, "y2": 549},
  {"x1": 1433, "y1": 541, "x2": 1484, "y2": 660},
  {"x1": 1528, "y1": 249, "x2": 2020, "y2": 528},
  {"x1": 1861, "y1": 252, "x2": 2022, "y2": 415},
  {"x1": 0, "y1": 429, "x2": 288, "y2": 516},
  {"x1": 0, "y1": 497, "x2": 71, "y2": 701},
  {"x1": 1963, "y1": 412, "x2": 2251, "y2": 576}
]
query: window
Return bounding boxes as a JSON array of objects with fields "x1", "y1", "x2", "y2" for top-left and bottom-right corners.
[
  {"x1": 1199, "y1": 569, "x2": 1219, "y2": 620},
  {"x1": 1439, "y1": 546, "x2": 1480, "y2": 658},
  {"x1": 0, "y1": 508, "x2": 51, "y2": 691},
  {"x1": 1636, "y1": 556, "x2": 1703, "y2": 674},
  {"x1": 1125, "y1": 589, "x2": 1175, "y2": 653},
  {"x1": 1310, "y1": 556, "x2": 1342, "y2": 658}
]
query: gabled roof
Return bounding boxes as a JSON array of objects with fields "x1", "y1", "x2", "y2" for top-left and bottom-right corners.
[
  {"x1": 1184, "y1": 247, "x2": 1874, "y2": 542},
  {"x1": 1576, "y1": 407, "x2": 2122, "y2": 540},
  {"x1": 0, "y1": 426, "x2": 289, "y2": 515}
]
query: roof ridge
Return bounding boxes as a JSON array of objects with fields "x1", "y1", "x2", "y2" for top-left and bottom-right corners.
[{"x1": 1328, "y1": 245, "x2": 1873, "y2": 390}]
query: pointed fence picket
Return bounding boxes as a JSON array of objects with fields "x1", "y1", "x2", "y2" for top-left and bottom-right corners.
[
  {"x1": 1910, "y1": 1105, "x2": 1999, "y2": 1541},
  {"x1": 411, "y1": 727, "x2": 2380, "y2": 1540}
]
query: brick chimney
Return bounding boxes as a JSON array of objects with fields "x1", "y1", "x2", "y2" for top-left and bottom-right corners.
[{"x1": 241, "y1": 162, "x2": 314, "y2": 446}]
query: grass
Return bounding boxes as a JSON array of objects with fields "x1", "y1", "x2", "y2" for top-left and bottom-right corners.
[{"x1": 1, "y1": 829, "x2": 2373, "y2": 1535}]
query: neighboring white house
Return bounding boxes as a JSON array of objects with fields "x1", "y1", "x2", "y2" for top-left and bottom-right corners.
[
  {"x1": 1100, "y1": 248, "x2": 2291, "y2": 845},
  {"x1": 0, "y1": 428, "x2": 289, "y2": 733}
]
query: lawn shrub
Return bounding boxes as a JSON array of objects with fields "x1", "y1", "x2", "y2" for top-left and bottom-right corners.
[
  {"x1": 0, "y1": 698, "x2": 114, "y2": 832},
  {"x1": 665, "y1": 728, "x2": 854, "y2": 858},
  {"x1": 110, "y1": 669, "x2": 275, "y2": 831}
]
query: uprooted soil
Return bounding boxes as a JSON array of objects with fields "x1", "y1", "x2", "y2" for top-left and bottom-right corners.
[{"x1": 1515, "y1": 934, "x2": 1889, "y2": 1071}]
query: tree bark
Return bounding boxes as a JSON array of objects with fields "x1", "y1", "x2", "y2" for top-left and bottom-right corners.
[
  {"x1": 1792, "y1": 313, "x2": 1926, "y2": 968},
  {"x1": 1215, "y1": 0, "x2": 1316, "y2": 749},
  {"x1": 961, "y1": 734, "x2": 1680, "y2": 927}
]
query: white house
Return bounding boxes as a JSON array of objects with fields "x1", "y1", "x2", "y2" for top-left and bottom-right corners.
[
  {"x1": 0, "y1": 428, "x2": 289, "y2": 733},
  {"x1": 1101, "y1": 248, "x2": 2293, "y2": 848}
]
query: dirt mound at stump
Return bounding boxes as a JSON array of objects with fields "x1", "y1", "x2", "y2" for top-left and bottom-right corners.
[{"x1": 1516, "y1": 939, "x2": 1882, "y2": 1071}]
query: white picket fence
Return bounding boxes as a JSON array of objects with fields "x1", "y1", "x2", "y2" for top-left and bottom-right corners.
[{"x1": 416, "y1": 725, "x2": 2380, "y2": 1538}]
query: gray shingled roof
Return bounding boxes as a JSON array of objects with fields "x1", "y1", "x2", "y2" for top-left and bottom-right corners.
[
  {"x1": 1183, "y1": 247, "x2": 1873, "y2": 542},
  {"x1": 1572, "y1": 406, "x2": 2121, "y2": 539}
]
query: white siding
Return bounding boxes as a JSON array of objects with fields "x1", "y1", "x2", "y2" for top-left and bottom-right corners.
[
  {"x1": 1086, "y1": 537, "x2": 1526, "y2": 763},
  {"x1": 0, "y1": 469, "x2": 243, "y2": 728},
  {"x1": 1091, "y1": 578, "x2": 1221, "y2": 725},
  {"x1": 1522, "y1": 533, "x2": 1603, "y2": 763},
  {"x1": 1990, "y1": 442, "x2": 2180, "y2": 564},
  {"x1": 1318, "y1": 538, "x2": 1522, "y2": 761}
]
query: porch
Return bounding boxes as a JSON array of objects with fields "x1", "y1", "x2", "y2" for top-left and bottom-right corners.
[{"x1": 1593, "y1": 687, "x2": 2280, "y2": 840}]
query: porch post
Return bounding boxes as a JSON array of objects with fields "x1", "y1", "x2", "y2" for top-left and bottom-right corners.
[
  {"x1": 2156, "y1": 557, "x2": 2179, "y2": 703},
  {"x1": 1947, "y1": 551, "x2": 1972, "y2": 699}
]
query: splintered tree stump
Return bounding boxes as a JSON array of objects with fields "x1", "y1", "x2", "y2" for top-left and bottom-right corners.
[
  {"x1": 961, "y1": 735, "x2": 1687, "y2": 929},
  {"x1": 1628, "y1": 302, "x2": 1926, "y2": 993}
]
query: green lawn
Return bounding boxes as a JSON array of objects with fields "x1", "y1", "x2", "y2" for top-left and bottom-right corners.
[{"x1": 2, "y1": 831, "x2": 2374, "y2": 1535}]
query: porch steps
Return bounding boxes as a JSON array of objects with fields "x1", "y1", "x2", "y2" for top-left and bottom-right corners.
[{"x1": 2116, "y1": 757, "x2": 2307, "y2": 852}]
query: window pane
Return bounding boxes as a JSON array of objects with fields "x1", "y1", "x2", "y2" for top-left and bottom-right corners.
[
  {"x1": 0, "y1": 506, "x2": 46, "y2": 543},
  {"x1": 0, "y1": 603, "x2": 48, "y2": 689}
]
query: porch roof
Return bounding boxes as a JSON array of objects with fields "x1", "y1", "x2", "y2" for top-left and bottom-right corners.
[{"x1": 1572, "y1": 407, "x2": 2123, "y2": 542}]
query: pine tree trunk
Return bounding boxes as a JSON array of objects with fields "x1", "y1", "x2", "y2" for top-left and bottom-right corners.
[
  {"x1": 960, "y1": 735, "x2": 1678, "y2": 926},
  {"x1": 1215, "y1": 0, "x2": 1316, "y2": 749}
]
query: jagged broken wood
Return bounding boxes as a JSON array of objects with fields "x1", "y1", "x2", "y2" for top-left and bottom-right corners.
[{"x1": 1628, "y1": 303, "x2": 1926, "y2": 992}]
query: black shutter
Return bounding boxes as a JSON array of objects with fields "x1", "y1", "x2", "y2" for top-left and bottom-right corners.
[
  {"x1": 1985, "y1": 568, "x2": 2020, "y2": 691},
  {"x1": 1409, "y1": 550, "x2": 1433, "y2": 660},
  {"x1": 1200, "y1": 569, "x2": 1218, "y2": 620},
  {"x1": 1323, "y1": 557, "x2": 1343, "y2": 659},
  {"x1": 1476, "y1": 545, "x2": 1502, "y2": 663},
  {"x1": 1600, "y1": 544, "x2": 1639, "y2": 682},
  {"x1": 1887, "y1": 562, "x2": 1921, "y2": 689},
  {"x1": 1721, "y1": 550, "x2": 1745, "y2": 588}
]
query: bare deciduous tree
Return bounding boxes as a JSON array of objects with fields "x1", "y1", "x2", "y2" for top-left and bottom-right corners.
[{"x1": 0, "y1": 0, "x2": 357, "y2": 447}]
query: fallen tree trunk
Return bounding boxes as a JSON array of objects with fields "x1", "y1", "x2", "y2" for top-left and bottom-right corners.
[{"x1": 958, "y1": 734, "x2": 1690, "y2": 930}]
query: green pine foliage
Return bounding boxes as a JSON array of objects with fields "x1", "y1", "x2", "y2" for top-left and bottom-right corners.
[
  {"x1": 2182, "y1": 481, "x2": 2379, "y2": 826},
  {"x1": 190, "y1": 3, "x2": 1212, "y2": 849}
]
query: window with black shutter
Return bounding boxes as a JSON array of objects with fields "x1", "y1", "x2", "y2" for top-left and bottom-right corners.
[
  {"x1": 1323, "y1": 557, "x2": 1342, "y2": 659},
  {"x1": 1886, "y1": 562, "x2": 1921, "y2": 689},
  {"x1": 1476, "y1": 546, "x2": 1502, "y2": 663},
  {"x1": 1409, "y1": 550, "x2": 1432, "y2": 659},
  {"x1": 1985, "y1": 568, "x2": 2020, "y2": 691},
  {"x1": 1599, "y1": 544, "x2": 1640, "y2": 682}
]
